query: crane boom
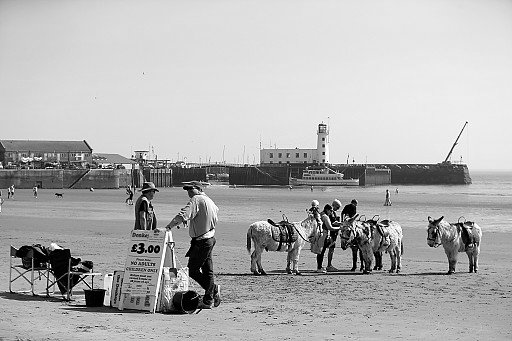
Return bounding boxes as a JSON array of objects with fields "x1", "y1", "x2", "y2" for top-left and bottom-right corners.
[{"x1": 444, "y1": 121, "x2": 468, "y2": 163}]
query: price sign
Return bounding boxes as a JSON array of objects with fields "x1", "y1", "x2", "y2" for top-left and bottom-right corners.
[
  {"x1": 118, "y1": 229, "x2": 176, "y2": 313},
  {"x1": 130, "y1": 243, "x2": 161, "y2": 255}
]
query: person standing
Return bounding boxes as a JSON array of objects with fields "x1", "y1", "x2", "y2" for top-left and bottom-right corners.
[
  {"x1": 316, "y1": 204, "x2": 340, "y2": 273},
  {"x1": 384, "y1": 189, "x2": 392, "y2": 206},
  {"x1": 33, "y1": 185, "x2": 38, "y2": 199},
  {"x1": 341, "y1": 199, "x2": 358, "y2": 220},
  {"x1": 10, "y1": 185, "x2": 15, "y2": 199},
  {"x1": 134, "y1": 182, "x2": 158, "y2": 230},
  {"x1": 342, "y1": 199, "x2": 361, "y2": 272},
  {"x1": 125, "y1": 186, "x2": 134, "y2": 205},
  {"x1": 164, "y1": 181, "x2": 221, "y2": 310},
  {"x1": 7, "y1": 186, "x2": 12, "y2": 199},
  {"x1": 326, "y1": 199, "x2": 342, "y2": 272},
  {"x1": 0, "y1": 196, "x2": 4, "y2": 213}
]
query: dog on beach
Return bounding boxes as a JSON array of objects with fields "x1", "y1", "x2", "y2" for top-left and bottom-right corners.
[{"x1": 55, "y1": 193, "x2": 63, "y2": 198}]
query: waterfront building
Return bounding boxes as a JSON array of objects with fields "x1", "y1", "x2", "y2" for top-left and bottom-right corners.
[
  {"x1": 260, "y1": 123, "x2": 330, "y2": 165},
  {"x1": 0, "y1": 140, "x2": 93, "y2": 168},
  {"x1": 92, "y1": 153, "x2": 137, "y2": 169}
]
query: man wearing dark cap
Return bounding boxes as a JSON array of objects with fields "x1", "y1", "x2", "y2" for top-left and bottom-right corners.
[
  {"x1": 165, "y1": 181, "x2": 221, "y2": 309},
  {"x1": 134, "y1": 182, "x2": 158, "y2": 230}
]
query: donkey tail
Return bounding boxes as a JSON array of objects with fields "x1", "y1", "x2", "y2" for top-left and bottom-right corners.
[
  {"x1": 247, "y1": 228, "x2": 252, "y2": 253},
  {"x1": 401, "y1": 240, "x2": 404, "y2": 256}
]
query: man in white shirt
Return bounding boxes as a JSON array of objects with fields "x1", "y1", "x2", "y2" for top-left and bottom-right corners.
[{"x1": 165, "y1": 181, "x2": 221, "y2": 309}]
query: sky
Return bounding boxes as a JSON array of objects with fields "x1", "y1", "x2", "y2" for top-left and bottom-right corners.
[{"x1": 0, "y1": 0, "x2": 511, "y2": 170}]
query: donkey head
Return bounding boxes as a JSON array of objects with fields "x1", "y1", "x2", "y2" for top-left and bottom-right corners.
[
  {"x1": 339, "y1": 215, "x2": 359, "y2": 250},
  {"x1": 427, "y1": 216, "x2": 444, "y2": 248}
]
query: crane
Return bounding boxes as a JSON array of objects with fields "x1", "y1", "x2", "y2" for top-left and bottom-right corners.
[{"x1": 443, "y1": 121, "x2": 468, "y2": 163}]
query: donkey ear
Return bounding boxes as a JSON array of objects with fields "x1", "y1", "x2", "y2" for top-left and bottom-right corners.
[
  {"x1": 428, "y1": 216, "x2": 433, "y2": 223},
  {"x1": 433, "y1": 216, "x2": 444, "y2": 224}
]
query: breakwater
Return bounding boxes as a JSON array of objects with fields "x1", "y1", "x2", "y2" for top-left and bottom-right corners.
[
  {"x1": 377, "y1": 163, "x2": 471, "y2": 184},
  {"x1": 228, "y1": 163, "x2": 470, "y2": 186},
  {"x1": 228, "y1": 165, "x2": 391, "y2": 186}
]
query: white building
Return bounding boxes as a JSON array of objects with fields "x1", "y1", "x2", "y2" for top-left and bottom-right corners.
[{"x1": 260, "y1": 123, "x2": 330, "y2": 165}]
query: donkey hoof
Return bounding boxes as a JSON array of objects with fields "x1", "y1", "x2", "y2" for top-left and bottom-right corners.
[
  {"x1": 294, "y1": 271, "x2": 302, "y2": 276},
  {"x1": 363, "y1": 270, "x2": 371, "y2": 275},
  {"x1": 350, "y1": 267, "x2": 356, "y2": 272},
  {"x1": 446, "y1": 270, "x2": 455, "y2": 275},
  {"x1": 286, "y1": 268, "x2": 292, "y2": 274},
  {"x1": 260, "y1": 270, "x2": 268, "y2": 276},
  {"x1": 252, "y1": 271, "x2": 260, "y2": 276}
]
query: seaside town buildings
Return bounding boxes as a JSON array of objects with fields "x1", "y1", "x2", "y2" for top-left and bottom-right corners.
[{"x1": 0, "y1": 140, "x2": 93, "y2": 169}]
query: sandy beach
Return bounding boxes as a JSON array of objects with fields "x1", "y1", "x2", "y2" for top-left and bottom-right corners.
[{"x1": 1, "y1": 187, "x2": 511, "y2": 340}]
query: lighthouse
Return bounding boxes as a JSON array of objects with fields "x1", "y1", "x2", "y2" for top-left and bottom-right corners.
[{"x1": 316, "y1": 123, "x2": 329, "y2": 165}]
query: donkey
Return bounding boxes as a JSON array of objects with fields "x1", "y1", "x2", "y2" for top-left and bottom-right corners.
[
  {"x1": 338, "y1": 216, "x2": 374, "y2": 274},
  {"x1": 247, "y1": 214, "x2": 317, "y2": 275},
  {"x1": 427, "y1": 216, "x2": 482, "y2": 274},
  {"x1": 365, "y1": 218, "x2": 403, "y2": 273}
]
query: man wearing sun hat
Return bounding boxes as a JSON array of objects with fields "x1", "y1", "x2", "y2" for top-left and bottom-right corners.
[
  {"x1": 165, "y1": 181, "x2": 220, "y2": 310},
  {"x1": 134, "y1": 182, "x2": 158, "y2": 230}
]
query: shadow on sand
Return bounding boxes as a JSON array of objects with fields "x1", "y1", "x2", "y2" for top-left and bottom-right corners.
[{"x1": 0, "y1": 291, "x2": 65, "y2": 303}]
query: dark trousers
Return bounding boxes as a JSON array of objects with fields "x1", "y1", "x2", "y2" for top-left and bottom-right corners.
[
  {"x1": 187, "y1": 236, "x2": 216, "y2": 305},
  {"x1": 316, "y1": 235, "x2": 330, "y2": 269}
]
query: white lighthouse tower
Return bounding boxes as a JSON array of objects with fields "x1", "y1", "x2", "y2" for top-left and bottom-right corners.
[{"x1": 316, "y1": 123, "x2": 329, "y2": 165}]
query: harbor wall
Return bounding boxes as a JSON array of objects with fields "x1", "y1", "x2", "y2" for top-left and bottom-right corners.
[
  {"x1": 229, "y1": 165, "x2": 390, "y2": 186},
  {"x1": 0, "y1": 169, "x2": 129, "y2": 189},
  {"x1": 133, "y1": 168, "x2": 207, "y2": 188},
  {"x1": 0, "y1": 168, "x2": 207, "y2": 190},
  {"x1": 229, "y1": 166, "x2": 290, "y2": 186},
  {"x1": 378, "y1": 164, "x2": 471, "y2": 184},
  {"x1": 360, "y1": 167, "x2": 392, "y2": 186}
]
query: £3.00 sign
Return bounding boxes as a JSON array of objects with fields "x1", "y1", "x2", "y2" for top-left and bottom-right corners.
[{"x1": 119, "y1": 229, "x2": 174, "y2": 312}]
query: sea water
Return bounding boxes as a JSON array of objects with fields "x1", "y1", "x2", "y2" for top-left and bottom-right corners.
[
  {"x1": 208, "y1": 170, "x2": 512, "y2": 233},
  {"x1": 1, "y1": 170, "x2": 510, "y2": 233}
]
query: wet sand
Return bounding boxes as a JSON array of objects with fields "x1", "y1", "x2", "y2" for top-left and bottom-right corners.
[{"x1": 0, "y1": 189, "x2": 511, "y2": 340}]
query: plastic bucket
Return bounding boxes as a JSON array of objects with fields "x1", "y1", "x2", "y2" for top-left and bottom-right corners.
[
  {"x1": 172, "y1": 290, "x2": 199, "y2": 314},
  {"x1": 84, "y1": 289, "x2": 106, "y2": 307}
]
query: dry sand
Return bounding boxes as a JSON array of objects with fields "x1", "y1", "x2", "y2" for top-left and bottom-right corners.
[{"x1": 0, "y1": 190, "x2": 511, "y2": 340}]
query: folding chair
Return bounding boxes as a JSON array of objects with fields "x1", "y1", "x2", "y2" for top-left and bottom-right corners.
[
  {"x1": 9, "y1": 245, "x2": 52, "y2": 296},
  {"x1": 46, "y1": 249, "x2": 102, "y2": 301}
]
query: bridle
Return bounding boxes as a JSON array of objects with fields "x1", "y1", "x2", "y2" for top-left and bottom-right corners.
[
  {"x1": 427, "y1": 224, "x2": 441, "y2": 247},
  {"x1": 296, "y1": 214, "x2": 317, "y2": 243}
]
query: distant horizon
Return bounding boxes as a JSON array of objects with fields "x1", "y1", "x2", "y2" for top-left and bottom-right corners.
[{"x1": 1, "y1": 0, "x2": 510, "y2": 170}]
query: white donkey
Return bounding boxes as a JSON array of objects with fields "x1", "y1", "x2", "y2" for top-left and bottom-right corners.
[
  {"x1": 427, "y1": 216, "x2": 482, "y2": 274},
  {"x1": 247, "y1": 214, "x2": 317, "y2": 275},
  {"x1": 366, "y1": 219, "x2": 403, "y2": 273}
]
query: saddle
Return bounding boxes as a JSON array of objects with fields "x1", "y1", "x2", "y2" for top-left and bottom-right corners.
[
  {"x1": 455, "y1": 221, "x2": 476, "y2": 250},
  {"x1": 374, "y1": 220, "x2": 391, "y2": 251},
  {"x1": 267, "y1": 218, "x2": 298, "y2": 251}
]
